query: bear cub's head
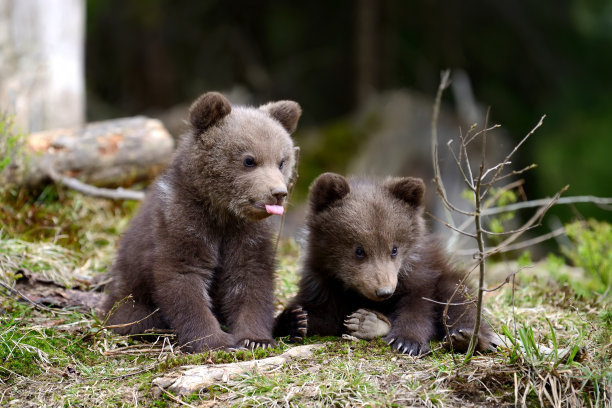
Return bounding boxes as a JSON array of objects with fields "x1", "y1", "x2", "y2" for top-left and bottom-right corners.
[
  {"x1": 306, "y1": 173, "x2": 426, "y2": 301},
  {"x1": 182, "y1": 92, "x2": 301, "y2": 221}
]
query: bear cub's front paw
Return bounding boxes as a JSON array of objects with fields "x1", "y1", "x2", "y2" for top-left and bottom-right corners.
[
  {"x1": 286, "y1": 305, "x2": 308, "y2": 342},
  {"x1": 384, "y1": 334, "x2": 431, "y2": 356},
  {"x1": 344, "y1": 309, "x2": 391, "y2": 340}
]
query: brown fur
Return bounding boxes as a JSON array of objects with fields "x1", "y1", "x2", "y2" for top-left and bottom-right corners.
[
  {"x1": 275, "y1": 173, "x2": 497, "y2": 355},
  {"x1": 103, "y1": 92, "x2": 301, "y2": 353}
]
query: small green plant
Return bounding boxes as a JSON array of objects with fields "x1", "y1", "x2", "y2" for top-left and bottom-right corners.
[
  {"x1": 500, "y1": 320, "x2": 582, "y2": 368},
  {"x1": 485, "y1": 188, "x2": 519, "y2": 242},
  {"x1": 0, "y1": 115, "x2": 27, "y2": 191},
  {"x1": 0, "y1": 116, "x2": 19, "y2": 173},
  {"x1": 563, "y1": 219, "x2": 612, "y2": 298}
]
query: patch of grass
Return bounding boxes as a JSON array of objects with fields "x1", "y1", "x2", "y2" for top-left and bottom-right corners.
[
  {"x1": 0, "y1": 232, "x2": 81, "y2": 288},
  {"x1": 563, "y1": 219, "x2": 612, "y2": 297}
]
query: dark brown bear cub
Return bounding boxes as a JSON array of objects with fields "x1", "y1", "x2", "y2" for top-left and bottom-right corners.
[
  {"x1": 104, "y1": 92, "x2": 301, "y2": 353},
  {"x1": 274, "y1": 173, "x2": 497, "y2": 355}
]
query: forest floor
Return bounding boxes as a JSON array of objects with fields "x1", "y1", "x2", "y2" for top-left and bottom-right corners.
[{"x1": 0, "y1": 189, "x2": 610, "y2": 407}]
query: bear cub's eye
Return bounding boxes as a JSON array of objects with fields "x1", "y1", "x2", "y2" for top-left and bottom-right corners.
[
  {"x1": 279, "y1": 159, "x2": 285, "y2": 170},
  {"x1": 391, "y1": 246, "x2": 398, "y2": 258},
  {"x1": 243, "y1": 156, "x2": 256, "y2": 168},
  {"x1": 355, "y1": 247, "x2": 366, "y2": 259}
]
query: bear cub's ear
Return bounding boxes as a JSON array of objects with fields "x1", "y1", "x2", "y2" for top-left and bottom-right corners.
[
  {"x1": 309, "y1": 172, "x2": 350, "y2": 213},
  {"x1": 385, "y1": 177, "x2": 425, "y2": 208},
  {"x1": 189, "y1": 92, "x2": 232, "y2": 133},
  {"x1": 260, "y1": 101, "x2": 302, "y2": 134}
]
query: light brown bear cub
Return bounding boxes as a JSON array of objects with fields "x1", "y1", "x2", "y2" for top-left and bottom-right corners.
[
  {"x1": 274, "y1": 173, "x2": 498, "y2": 355},
  {"x1": 104, "y1": 92, "x2": 301, "y2": 353}
]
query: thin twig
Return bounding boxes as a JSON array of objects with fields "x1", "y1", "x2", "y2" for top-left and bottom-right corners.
[
  {"x1": 481, "y1": 223, "x2": 539, "y2": 236},
  {"x1": 422, "y1": 297, "x2": 476, "y2": 306},
  {"x1": 482, "y1": 164, "x2": 537, "y2": 186},
  {"x1": 104, "y1": 308, "x2": 160, "y2": 329},
  {"x1": 481, "y1": 115, "x2": 545, "y2": 198},
  {"x1": 454, "y1": 226, "x2": 568, "y2": 256},
  {"x1": 481, "y1": 195, "x2": 612, "y2": 216},
  {"x1": 447, "y1": 140, "x2": 475, "y2": 190},
  {"x1": 158, "y1": 387, "x2": 197, "y2": 408},
  {"x1": 464, "y1": 124, "x2": 501, "y2": 147},
  {"x1": 427, "y1": 212, "x2": 477, "y2": 238},
  {"x1": 482, "y1": 265, "x2": 533, "y2": 292},
  {"x1": 460, "y1": 127, "x2": 475, "y2": 185},
  {"x1": 485, "y1": 185, "x2": 569, "y2": 257}
]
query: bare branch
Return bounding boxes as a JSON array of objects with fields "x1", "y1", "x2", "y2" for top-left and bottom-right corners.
[
  {"x1": 485, "y1": 185, "x2": 569, "y2": 257},
  {"x1": 447, "y1": 139, "x2": 475, "y2": 190},
  {"x1": 105, "y1": 308, "x2": 160, "y2": 330},
  {"x1": 454, "y1": 226, "x2": 568, "y2": 256},
  {"x1": 481, "y1": 223, "x2": 539, "y2": 236},
  {"x1": 482, "y1": 164, "x2": 537, "y2": 186},
  {"x1": 427, "y1": 212, "x2": 477, "y2": 238},
  {"x1": 459, "y1": 126, "x2": 475, "y2": 186},
  {"x1": 491, "y1": 226, "x2": 568, "y2": 254},
  {"x1": 464, "y1": 123, "x2": 501, "y2": 147},
  {"x1": 422, "y1": 297, "x2": 476, "y2": 306},
  {"x1": 482, "y1": 161, "x2": 512, "y2": 180},
  {"x1": 482, "y1": 265, "x2": 533, "y2": 292},
  {"x1": 482, "y1": 194, "x2": 612, "y2": 216},
  {"x1": 482, "y1": 115, "x2": 545, "y2": 197},
  {"x1": 436, "y1": 187, "x2": 477, "y2": 216},
  {"x1": 46, "y1": 165, "x2": 145, "y2": 201}
]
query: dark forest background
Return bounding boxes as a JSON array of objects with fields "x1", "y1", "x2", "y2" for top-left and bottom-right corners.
[{"x1": 85, "y1": 0, "x2": 612, "y2": 223}]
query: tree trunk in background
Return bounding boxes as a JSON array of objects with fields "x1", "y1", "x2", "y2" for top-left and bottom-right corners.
[
  {"x1": 0, "y1": 0, "x2": 85, "y2": 132},
  {"x1": 354, "y1": 0, "x2": 379, "y2": 108}
]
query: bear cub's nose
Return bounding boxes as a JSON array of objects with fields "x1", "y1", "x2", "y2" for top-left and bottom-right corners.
[
  {"x1": 271, "y1": 186, "x2": 288, "y2": 203},
  {"x1": 375, "y1": 287, "x2": 394, "y2": 300}
]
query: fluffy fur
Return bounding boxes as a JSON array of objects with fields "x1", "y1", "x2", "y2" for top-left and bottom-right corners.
[
  {"x1": 274, "y1": 173, "x2": 497, "y2": 355},
  {"x1": 103, "y1": 92, "x2": 301, "y2": 353}
]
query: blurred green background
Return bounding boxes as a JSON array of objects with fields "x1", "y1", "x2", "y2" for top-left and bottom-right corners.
[{"x1": 85, "y1": 0, "x2": 611, "y2": 222}]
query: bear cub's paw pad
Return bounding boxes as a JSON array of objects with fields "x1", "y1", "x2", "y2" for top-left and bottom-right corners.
[
  {"x1": 239, "y1": 338, "x2": 277, "y2": 350},
  {"x1": 288, "y1": 306, "x2": 308, "y2": 342},
  {"x1": 385, "y1": 335, "x2": 431, "y2": 356},
  {"x1": 344, "y1": 309, "x2": 391, "y2": 340}
]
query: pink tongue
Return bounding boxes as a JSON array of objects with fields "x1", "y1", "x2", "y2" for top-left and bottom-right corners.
[{"x1": 265, "y1": 205, "x2": 284, "y2": 216}]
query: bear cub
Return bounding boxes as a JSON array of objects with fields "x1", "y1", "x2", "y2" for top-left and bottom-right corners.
[
  {"x1": 274, "y1": 173, "x2": 498, "y2": 355},
  {"x1": 104, "y1": 92, "x2": 301, "y2": 353}
]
